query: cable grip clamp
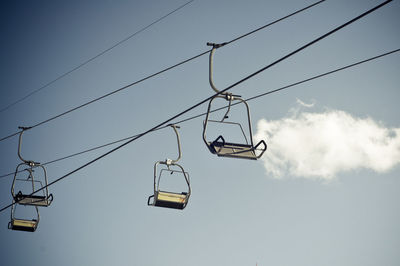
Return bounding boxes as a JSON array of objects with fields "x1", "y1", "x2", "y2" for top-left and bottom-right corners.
[{"x1": 207, "y1": 42, "x2": 227, "y2": 49}]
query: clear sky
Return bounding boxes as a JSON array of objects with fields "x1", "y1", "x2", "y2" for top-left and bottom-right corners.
[{"x1": 0, "y1": 0, "x2": 399, "y2": 265}]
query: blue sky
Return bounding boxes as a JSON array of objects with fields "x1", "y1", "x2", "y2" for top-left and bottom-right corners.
[{"x1": 0, "y1": 0, "x2": 399, "y2": 265}]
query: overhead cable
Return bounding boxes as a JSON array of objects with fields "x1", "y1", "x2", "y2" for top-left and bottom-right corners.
[
  {"x1": 0, "y1": 48, "x2": 398, "y2": 180},
  {"x1": 0, "y1": 0, "x2": 195, "y2": 114},
  {"x1": 0, "y1": 0, "x2": 326, "y2": 143},
  {"x1": 0, "y1": 0, "x2": 392, "y2": 213},
  {"x1": 218, "y1": 0, "x2": 326, "y2": 47}
]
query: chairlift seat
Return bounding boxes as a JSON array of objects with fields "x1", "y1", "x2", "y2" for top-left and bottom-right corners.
[
  {"x1": 14, "y1": 192, "x2": 52, "y2": 207},
  {"x1": 8, "y1": 219, "x2": 38, "y2": 232},
  {"x1": 151, "y1": 191, "x2": 188, "y2": 210},
  {"x1": 208, "y1": 136, "x2": 267, "y2": 160}
]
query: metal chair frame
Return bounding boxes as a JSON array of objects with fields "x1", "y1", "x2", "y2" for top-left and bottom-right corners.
[
  {"x1": 148, "y1": 125, "x2": 191, "y2": 210},
  {"x1": 203, "y1": 43, "x2": 267, "y2": 160},
  {"x1": 11, "y1": 128, "x2": 53, "y2": 207}
]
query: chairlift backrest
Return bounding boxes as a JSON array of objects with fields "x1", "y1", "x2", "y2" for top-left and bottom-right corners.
[
  {"x1": 11, "y1": 166, "x2": 53, "y2": 207},
  {"x1": 12, "y1": 168, "x2": 53, "y2": 207}
]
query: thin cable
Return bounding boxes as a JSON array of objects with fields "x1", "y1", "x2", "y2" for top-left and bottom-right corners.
[
  {"x1": 2, "y1": 47, "x2": 397, "y2": 180},
  {"x1": 0, "y1": 0, "x2": 326, "y2": 143},
  {"x1": 0, "y1": 0, "x2": 195, "y2": 114},
  {"x1": 245, "y1": 48, "x2": 400, "y2": 102},
  {"x1": 0, "y1": 50, "x2": 210, "y2": 143},
  {"x1": 0, "y1": 0, "x2": 392, "y2": 213},
  {"x1": 224, "y1": 0, "x2": 325, "y2": 46}
]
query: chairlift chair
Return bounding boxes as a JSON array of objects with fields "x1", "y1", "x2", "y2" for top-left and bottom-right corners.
[
  {"x1": 148, "y1": 125, "x2": 191, "y2": 210},
  {"x1": 11, "y1": 128, "x2": 53, "y2": 207},
  {"x1": 8, "y1": 202, "x2": 39, "y2": 232},
  {"x1": 12, "y1": 169, "x2": 53, "y2": 207},
  {"x1": 203, "y1": 43, "x2": 267, "y2": 160}
]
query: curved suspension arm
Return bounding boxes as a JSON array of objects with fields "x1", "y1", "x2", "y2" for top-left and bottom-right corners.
[
  {"x1": 208, "y1": 46, "x2": 220, "y2": 94},
  {"x1": 17, "y1": 129, "x2": 27, "y2": 163},
  {"x1": 169, "y1": 124, "x2": 182, "y2": 164},
  {"x1": 17, "y1": 127, "x2": 38, "y2": 165},
  {"x1": 208, "y1": 42, "x2": 239, "y2": 100}
]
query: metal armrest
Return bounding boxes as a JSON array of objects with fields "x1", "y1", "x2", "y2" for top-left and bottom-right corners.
[
  {"x1": 47, "y1": 193, "x2": 53, "y2": 203},
  {"x1": 254, "y1": 140, "x2": 267, "y2": 158},
  {"x1": 147, "y1": 195, "x2": 154, "y2": 206},
  {"x1": 213, "y1": 135, "x2": 225, "y2": 146}
]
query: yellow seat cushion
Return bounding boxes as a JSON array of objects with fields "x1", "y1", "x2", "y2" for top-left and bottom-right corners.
[{"x1": 157, "y1": 191, "x2": 186, "y2": 203}]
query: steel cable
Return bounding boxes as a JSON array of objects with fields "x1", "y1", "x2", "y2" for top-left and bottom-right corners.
[
  {"x1": 0, "y1": 0, "x2": 195, "y2": 114},
  {"x1": 2, "y1": 47, "x2": 398, "y2": 179}
]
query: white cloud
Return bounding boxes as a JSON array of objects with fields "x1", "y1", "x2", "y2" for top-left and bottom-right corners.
[
  {"x1": 254, "y1": 108, "x2": 400, "y2": 180},
  {"x1": 296, "y1": 98, "x2": 315, "y2": 108}
]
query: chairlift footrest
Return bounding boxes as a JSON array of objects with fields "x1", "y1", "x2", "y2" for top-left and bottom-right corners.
[
  {"x1": 209, "y1": 141, "x2": 258, "y2": 160},
  {"x1": 14, "y1": 194, "x2": 52, "y2": 207}
]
